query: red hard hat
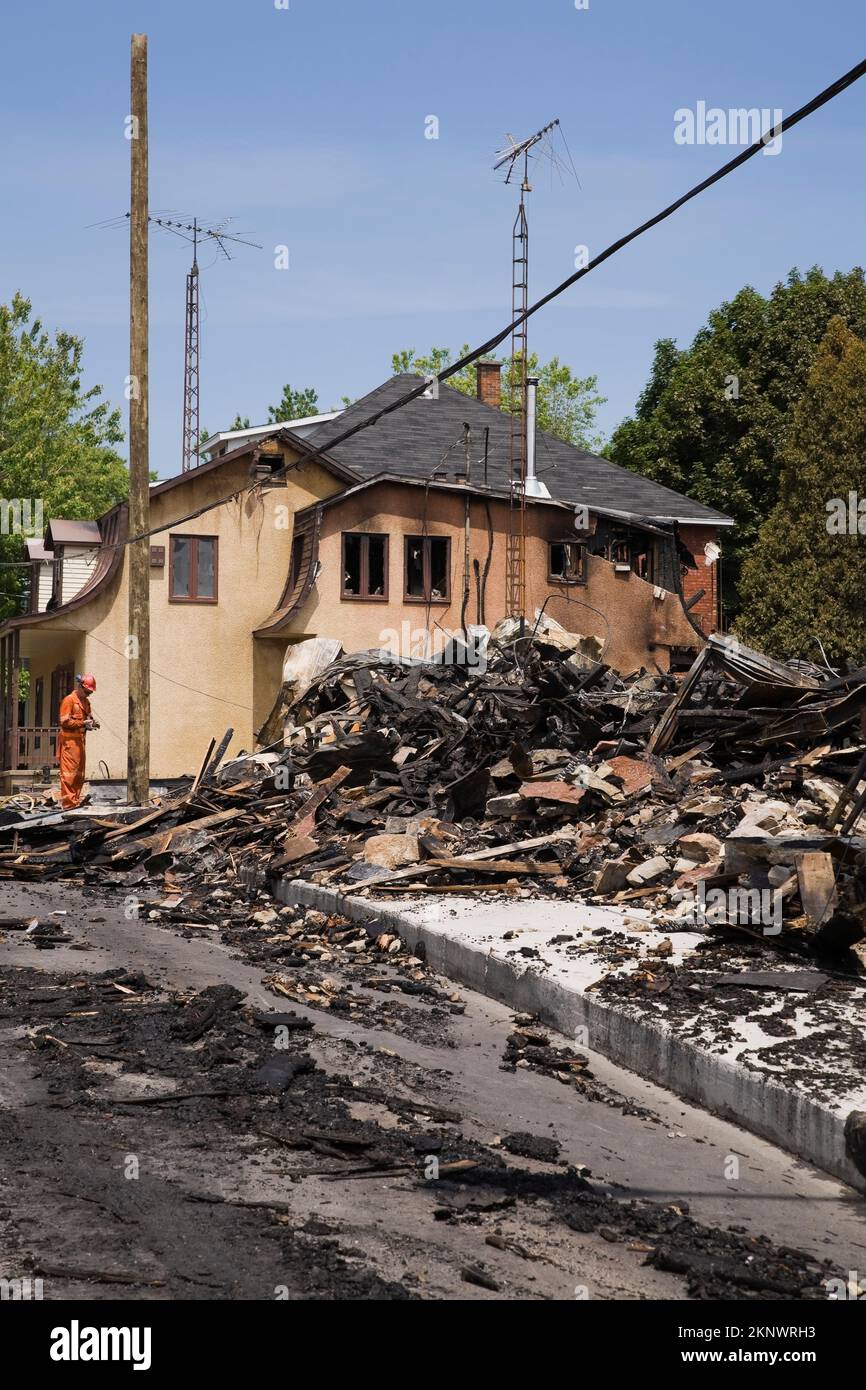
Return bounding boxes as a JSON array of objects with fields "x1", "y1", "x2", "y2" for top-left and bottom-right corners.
[{"x1": 79, "y1": 674, "x2": 97, "y2": 692}]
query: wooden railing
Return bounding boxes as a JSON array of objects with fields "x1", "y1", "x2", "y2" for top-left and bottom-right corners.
[{"x1": 15, "y1": 726, "x2": 59, "y2": 770}]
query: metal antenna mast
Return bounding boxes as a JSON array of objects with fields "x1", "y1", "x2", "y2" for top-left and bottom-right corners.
[
  {"x1": 182, "y1": 220, "x2": 201, "y2": 472},
  {"x1": 90, "y1": 211, "x2": 261, "y2": 471},
  {"x1": 148, "y1": 215, "x2": 262, "y2": 471},
  {"x1": 494, "y1": 118, "x2": 559, "y2": 621}
]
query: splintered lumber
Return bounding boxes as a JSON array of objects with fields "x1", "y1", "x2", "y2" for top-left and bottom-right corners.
[
  {"x1": 201, "y1": 727, "x2": 234, "y2": 785},
  {"x1": 101, "y1": 799, "x2": 188, "y2": 843},
  {"x1": 190, "y1": 738, "x2": 216, "y2": 796},
  {"x1": 282, "y1": 766, "x2": 351, "y2": 840},
  {"x1": 408, "y1": 855, "x2": 561, "y2": 876},
  {"x1": 827, "y1": 746, "x2": 866, "y2": 828},
  {"x1": 270, "y1": 835, "x2": 319, "y2": 870},
  {"x1": 795, "y1": 851, "x2": 838, "y2": 926},
  {"x1": 109, "y1": 807, "x2": 244, "y2": 858},
  {"x1": 646, "y1": 645, "x2": 710, "y2": 756},
  {"x1": 353, "y1": 829, "x2": 572, "y2": 891}
]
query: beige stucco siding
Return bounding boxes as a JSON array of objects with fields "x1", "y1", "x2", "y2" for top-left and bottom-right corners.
[{"x1": 17, "y1": 452, "x2": 344, "y2": 780}]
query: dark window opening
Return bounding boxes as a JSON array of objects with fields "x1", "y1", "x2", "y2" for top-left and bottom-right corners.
[
  {"x1": 590, "y1": 527, "x2": 656, "y2": 584},
  {"x1": 170, "y1": 535, "x2": 218, "y2": 602},
  {"x1": 404, "y1": 535, "x2": 450, "y2": 602},
  {"x1": 290, "y1": 534, "x2": 305, "y2": 592},
  {"x1": 548, "y1": 541, "x2": 586, "y2": 585},
  {"x1": 341, "y1": 533, "x2": 388, "y2": 600},
  {"x1": 252, "y1": 454, "x2": 285, "y2": 486}
]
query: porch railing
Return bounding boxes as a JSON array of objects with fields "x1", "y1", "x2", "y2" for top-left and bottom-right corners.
[{"x1": 15, "y1": 726, "x2": 60, "y2": 771}]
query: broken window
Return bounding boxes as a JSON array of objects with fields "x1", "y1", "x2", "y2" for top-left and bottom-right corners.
[
  {"x1": 251, "y1": 453, "x2": 285, "y2": 487},
  {"x1": 548, "y1": 541, "x2": 586, "y2": 585},
  {"x1": 595, "y1": 527, "x2": 656, "y2": 584},
  {"x1": 404, "y1": 535, "x2": 450, "y2": 602},
  {"x1": 170, "y1": 535, "x2": 218, "y2": 601},
  {"x1": 341, "y1": 533, "x2": 388, "y2": 599}
]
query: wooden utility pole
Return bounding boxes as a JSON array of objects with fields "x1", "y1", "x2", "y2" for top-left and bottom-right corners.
[{"x1": 128, "y1": 33, "x2": 150, "y2": 804}]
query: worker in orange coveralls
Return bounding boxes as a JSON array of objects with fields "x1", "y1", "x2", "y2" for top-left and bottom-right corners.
[{"x1": 57, "y1": 674, "x2": 99, "y2": 810}]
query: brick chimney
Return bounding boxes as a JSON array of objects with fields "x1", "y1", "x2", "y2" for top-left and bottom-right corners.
[{"x1": 476, "y1": 360, "x2": 501, "y2": 409}]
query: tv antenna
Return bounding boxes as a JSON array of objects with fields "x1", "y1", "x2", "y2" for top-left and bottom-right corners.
[
  {"x1": 91, "y1": 211, "x2": 261, "y2": 471},
  {"x1": 493, "y1": 119, "x2": 559, "y2": 620}
]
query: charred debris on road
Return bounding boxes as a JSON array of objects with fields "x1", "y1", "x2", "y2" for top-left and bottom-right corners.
[{"x1": 0, "y1": 956, "x2": 845, "y2": 1301}]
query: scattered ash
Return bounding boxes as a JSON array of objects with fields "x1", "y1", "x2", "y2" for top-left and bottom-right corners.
[
  {"x1": 0, "y1": 960, "x2": 840, "y2": 1300},
  {"x1": 502, "y1": 1016, "x2": 659, "y2": 1119}
]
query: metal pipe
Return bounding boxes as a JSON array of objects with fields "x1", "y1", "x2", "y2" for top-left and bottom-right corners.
[{"x1": 524, "y1": 376, "x2": 550, "y2": 498}]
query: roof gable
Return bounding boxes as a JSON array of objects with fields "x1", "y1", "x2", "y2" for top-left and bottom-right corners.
[{"x1": 149, "y1": 427, "x2": 358, "y2": 499}]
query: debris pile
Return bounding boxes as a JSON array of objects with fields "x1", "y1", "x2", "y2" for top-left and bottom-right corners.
[{"x1": 3, "y1": 626, "x2": 866, "y2": 960}]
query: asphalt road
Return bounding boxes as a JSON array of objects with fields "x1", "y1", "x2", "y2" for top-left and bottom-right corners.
[{"x1": 1, "y1": 879, "x2": 864, "y2": 1301}]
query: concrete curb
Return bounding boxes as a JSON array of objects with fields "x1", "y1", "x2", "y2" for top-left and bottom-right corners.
[{"x1": 273, "y1": 876, "x2": 866, "y2": 1195}]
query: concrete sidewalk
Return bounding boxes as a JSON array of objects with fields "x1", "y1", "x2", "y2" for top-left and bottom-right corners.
[{"x1": 274, "y1": 877, "x2": 866, "y2": 1194}]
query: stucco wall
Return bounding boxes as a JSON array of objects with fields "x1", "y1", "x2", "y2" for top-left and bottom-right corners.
[
  {"x1": 288, "y1": 483, "x2": 704, "y2": 675},
  {"x1": 17, "y1": 452, "x2": 344, "y2": 780}
]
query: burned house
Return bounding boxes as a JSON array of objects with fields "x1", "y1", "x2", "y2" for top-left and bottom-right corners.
[{"x1": 0, "y1": 364, "x2": 730, "y2": 785}]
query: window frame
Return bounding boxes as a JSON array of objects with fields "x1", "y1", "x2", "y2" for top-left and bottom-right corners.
[
  {"x1": 547, "y1": 539, "x2": 587, "y2": 587},
  {"x1": 404, "y1": 534, "x2": 451, "y2": 604},
  {"x1": 169, "y1": 534, "x2": 219, "y2": 604},
  {"x1": 340, "y1": 532, "x2": 389, "y2": 602}
]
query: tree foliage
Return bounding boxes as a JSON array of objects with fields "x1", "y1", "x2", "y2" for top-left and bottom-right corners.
[
  {"x1": 736, "y1": 318, "x2": 866, "y2": 666},
  {"x1": 0, "y1": 293, "x2": 127, "y2": 622},
  {"x1": 267, "y1": 384, "x2": 319, "y2": 423},
  {"x1": 608, "y1": 267, "x2": 866, "y2": 613},
  {"x1": 391, "y1": 346, "x2": 607, "y2": 450}
]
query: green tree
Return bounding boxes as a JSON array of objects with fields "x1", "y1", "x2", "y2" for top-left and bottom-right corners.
[
  {"x1": 391, "y1": 346, "x2": 606, "y2": 450},
  {"x1": 230, "y1": 414, "x2": 251, "y2": 431},
  {"x1": 736, "y1": 318, "x2": 866, "y2": 665},
  {"x1": 609, "y1": 266, "x2": 866, "y2": 614},
  {"x1": 267, "y1": 384, "x2": 319, "y2": 423},
  {"x1": 0, "y1": 293, "x2": 127, "y2": 622}
]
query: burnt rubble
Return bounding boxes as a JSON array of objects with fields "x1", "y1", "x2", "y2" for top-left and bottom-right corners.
[{"x1": 3, "y1": 627, "x2": 866, "y2": 968}]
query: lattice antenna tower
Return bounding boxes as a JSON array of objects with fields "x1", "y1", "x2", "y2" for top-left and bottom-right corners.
[
  {"x1": 493, "y1": 119, "x2": 559, "y2": 620},
  {"x1": 91, "y1": 211, "x2": 261, "y2": 470}
]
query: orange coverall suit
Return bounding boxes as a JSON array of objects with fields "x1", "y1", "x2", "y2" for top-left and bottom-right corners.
[{"x1": 57, "y1": 691, "x2": 92, "y2": 809}]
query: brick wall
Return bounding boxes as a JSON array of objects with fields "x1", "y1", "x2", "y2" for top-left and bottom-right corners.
[{"x1": 677, "y1": 525, "x2": 719, "y2": 635}]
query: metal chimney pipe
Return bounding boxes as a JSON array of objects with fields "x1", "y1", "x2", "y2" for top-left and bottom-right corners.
[
  {"x1": 524, "y1": 376, "x2": 550, "y2": 498},
  {"x1": 526, "y1": 377, "x2": 538, "y2": 484}
]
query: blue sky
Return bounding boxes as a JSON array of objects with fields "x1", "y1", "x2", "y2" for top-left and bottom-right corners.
[{"x1": 2, "y1": 0, "x2": 865, "y2": 478}]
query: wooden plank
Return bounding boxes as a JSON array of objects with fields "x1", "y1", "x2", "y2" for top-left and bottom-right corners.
[
  {"x1": 101, "y1": 801, "x2": 181, "y2": 843},
  {"x1": 349, "y1": 829, "x2": 573, "y2": 891},
  {"x1": 201, "y1": 727, "x2": 234, "y2": 785},
  {"x1": 795, "y1": 851, "x2": 838, "y2": 925},
  {"x1": 413, "y1": 855, "x2": 561, "y2": 876},
  {"x1": 281, "y1": 766, "x2": 351, "y2": 840},
  {"x1": 270, "y1": 835, "x2": 319, "y2": 871},
  {"x1": 190, "y1": 738, "x2": 216, "y2": 797},
  {"x1": 665, "y1": 741, "x2": 713, "y2": 773},
  {"x1": 109, "y1": 807, "x2": 244, "y2": 858},
  {"x1": 646, "y1": 645, "x2": 710, "y2": 756}
]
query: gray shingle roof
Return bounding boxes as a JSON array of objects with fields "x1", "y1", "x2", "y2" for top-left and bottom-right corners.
[{"x1": 306, "y1": 374, "x2": 732, "y2": 526}]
